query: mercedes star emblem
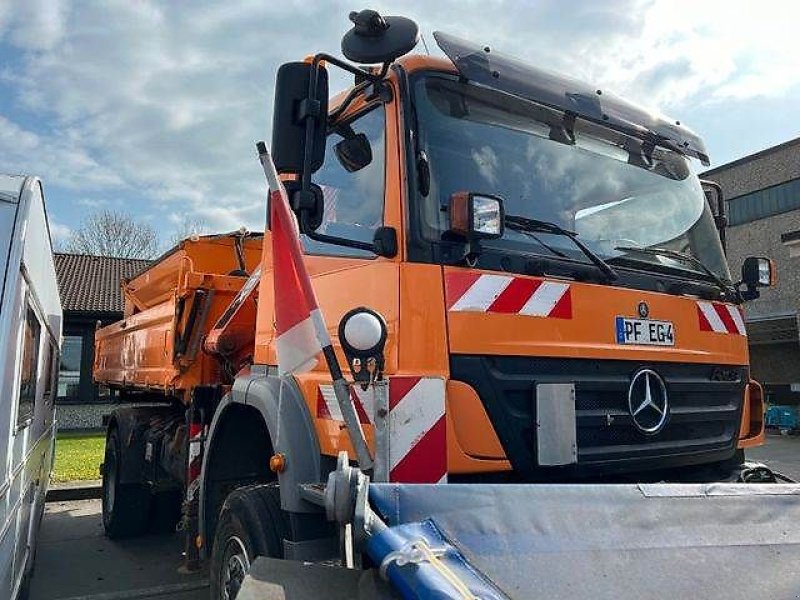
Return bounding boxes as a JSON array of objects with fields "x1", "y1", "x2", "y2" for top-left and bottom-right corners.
[{"x1": 627, "y1": 369, "x2": 669, "y2": 434}]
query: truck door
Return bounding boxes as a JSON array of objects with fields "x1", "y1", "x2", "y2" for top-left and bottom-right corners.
[{"x1": 266, "y1": 99, "x2": 402, "y2": 458}]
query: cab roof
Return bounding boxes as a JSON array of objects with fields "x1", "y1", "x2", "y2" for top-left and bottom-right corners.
[{"x1": 393, "y1": 32, "x2": 708, "y2": 165}]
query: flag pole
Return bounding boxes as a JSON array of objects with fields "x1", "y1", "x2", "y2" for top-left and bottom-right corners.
[{"x1": 257, "y1": 141, "x2": 374, "y2": 472}]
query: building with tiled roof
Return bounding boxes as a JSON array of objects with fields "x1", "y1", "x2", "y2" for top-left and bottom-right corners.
[
  {"x1": 54, "y1": 253, "x2": 150, "y2": 316},
  {"x1": 53, "y1": 253, "x2": 151, "y2": 411}
]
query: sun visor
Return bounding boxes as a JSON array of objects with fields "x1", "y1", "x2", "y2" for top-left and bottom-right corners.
[{"x1": 433, "y1": 31, "x2": 710, "y2": 166}]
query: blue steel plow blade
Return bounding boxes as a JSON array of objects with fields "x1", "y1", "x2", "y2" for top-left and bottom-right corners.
[{"x1": 367, "y1": 482, "x2": 800, "y2": 600}]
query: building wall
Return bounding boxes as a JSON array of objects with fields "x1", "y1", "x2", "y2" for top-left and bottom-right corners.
[
  {"x1": 703, "y1": 138, "x2": 800, "y2": 403},
  {"x1": 704, "y1": 138, "x2": 800, "y2": 199},
  {"x1": 749, "y1": 342, "x2": 800, "y2": 385},
  {"x1": 726, "y1": 209, "x2": 800, "y2": 320}
]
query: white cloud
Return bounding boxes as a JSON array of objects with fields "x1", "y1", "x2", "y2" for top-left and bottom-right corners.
[
  {"x1": 0, "y1": 0, "x2": 798, "y2": 236},
  {"x1": 48, "y1": 220, "x2": 71, "y2": 246},
  {"x1": 0, "y1": 0, "x2": 67, "y2": 51},
  {"x1": 0, "y1": 116, "x2": 125, "y2": 189}
]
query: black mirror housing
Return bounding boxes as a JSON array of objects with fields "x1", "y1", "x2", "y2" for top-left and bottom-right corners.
[
  {"x1": 271, "y1": 62, "x2": 329, "y2": 174},
  {"x1": 334, "y1": 133, "x2": 372, "y2": 172},
  {"x1": 341, "y1": 10, "x2": 419, "y2": 64},
  {"x1": 372, "y1": 226, "x2": 397, "y2": 257},
  {"x1": 741, "y1": 256, "x2": 776, "y2": 289}
]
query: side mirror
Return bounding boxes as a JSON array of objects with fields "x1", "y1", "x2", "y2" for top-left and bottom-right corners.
[
  {"x1": 334, "y1": 133, "x2": 372, "y2": 172},
  {"x1": 448, "y1": 192, "x2": 504, "y2": 240},
  {"x1": 741, "y1": 256, "x2": 776, "y2": 289},
  {"x1": 341, "y1": 10, "x2": 419, "y2": 64},
  {"x1": 271, "y1": 62, "x2": 329, "y2": 174}
]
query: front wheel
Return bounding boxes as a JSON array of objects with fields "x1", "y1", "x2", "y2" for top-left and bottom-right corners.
[{"x1": 209, "y1": 484, "x2": 289, "y2": 600}]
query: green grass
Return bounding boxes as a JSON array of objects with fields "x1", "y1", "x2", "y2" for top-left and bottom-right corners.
[{"x1": 53, "y1": 431, "x2": 105, "y2": 482}]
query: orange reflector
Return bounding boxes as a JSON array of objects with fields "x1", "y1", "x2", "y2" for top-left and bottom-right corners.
[
  {"x1": 195, "y1": 535, "x2": 203, "y2": 549},
  {"x1": 270, "y1": 453, "x2": 286, "y2": 473}
]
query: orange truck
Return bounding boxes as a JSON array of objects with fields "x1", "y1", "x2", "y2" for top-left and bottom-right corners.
[{"x1": 93, "y1": 10, "x2": 776, "y2": 599}]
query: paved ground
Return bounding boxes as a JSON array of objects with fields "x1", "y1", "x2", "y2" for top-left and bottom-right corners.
[
  {"x1": 747, "y1": 430, "x2": 800, "y2": 481},
  {"x1": 30, "y1": 499, "x2": 208, "y2": 600}
]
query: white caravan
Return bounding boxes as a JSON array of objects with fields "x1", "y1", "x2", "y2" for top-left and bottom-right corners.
[{"x1": 0, "y1": 176, "x2": 61, "y2": 599}]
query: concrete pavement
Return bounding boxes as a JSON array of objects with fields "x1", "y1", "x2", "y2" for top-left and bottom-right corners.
[
  {"x1": 747, "y1": 430, "x2": 800, "y2": 481},
  {"x1": 29, "y1": 499, "x2": 207, "y2": 600}
]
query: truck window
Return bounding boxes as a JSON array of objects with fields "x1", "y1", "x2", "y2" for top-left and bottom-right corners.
[
  {"x1": 17, "y1": 304, "x2": 41, "y2": 428},
  {"x1": 302, "y1": 104, "x2": 385, "y2": 258}
]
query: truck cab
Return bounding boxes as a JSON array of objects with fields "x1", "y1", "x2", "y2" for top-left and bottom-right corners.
[{"x1": 255, "y1": 31, "x2": 770, "y2": 482}]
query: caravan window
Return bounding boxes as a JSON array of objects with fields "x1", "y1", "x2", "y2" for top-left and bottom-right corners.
[
  {"x1": 17, "y1": 306, "x2": 41, "y2": 428},
  {"x1": 43, "y1": 340, "x2": 58, "y2": 401}
]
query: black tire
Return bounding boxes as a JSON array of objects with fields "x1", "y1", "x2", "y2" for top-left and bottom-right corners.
[
  {"x1": 102, "y1": 428, "x2": 152, "y2": 539},
  {"x1": 209, "y1": 483, "x2": 289, "y2": 600},
  {"x1": 151, "y1": 490, "x2": 183, "y2": 534}
]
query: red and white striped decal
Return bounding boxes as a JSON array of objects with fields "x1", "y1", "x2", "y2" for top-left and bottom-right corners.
[
  {"x1": 317, "y1": 384, "x2": 374, "y2": 425},
  {"x1": 445, "y1": 272, "x2": 572, "y2": 318},
  {"x1": 697, "y1": 301, "x2": 747, "y2": 335},
  {"x1": 388, "y1": 377, "x2": 447, "y2": 484}
]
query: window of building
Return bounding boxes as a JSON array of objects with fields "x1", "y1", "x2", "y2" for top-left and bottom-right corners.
[
  {"x1": 300, "y1": 104, "x2": 386, "y2": 258},
  {"x1": 58, "y1": 334, "x2": 83, "y2": 402},
  {"x1": 727, "y1": 177, "x2": 800, "y2": 226},
  {"x1": 17, "y1": 306, "x2": 41, "y2": 428}
]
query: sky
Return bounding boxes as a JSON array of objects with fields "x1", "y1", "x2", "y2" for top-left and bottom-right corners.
[{"x1": 1, "y1": 0, "x2": 799, "y2": 252}]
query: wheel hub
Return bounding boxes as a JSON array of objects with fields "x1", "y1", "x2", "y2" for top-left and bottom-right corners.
[
  {"x1": 220, "y1": 536, "x2": 250, "y2": 600},
  {"x1": 102, "y1": 449, "x2": 116, "y2": 517}
]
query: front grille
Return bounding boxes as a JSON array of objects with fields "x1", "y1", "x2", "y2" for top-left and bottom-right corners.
[{"x1": 450, "y1": 356, "x2": 746, "y2": 477}]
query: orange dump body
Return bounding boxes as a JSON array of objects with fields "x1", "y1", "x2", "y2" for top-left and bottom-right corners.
[{"x1": 94, "y1": 233, "x2": 263, "y2": 403}]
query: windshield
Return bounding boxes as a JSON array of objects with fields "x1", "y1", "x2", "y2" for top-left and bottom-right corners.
[{"x1": 413, "y1": 75, "x2": 731, "y2": 282}]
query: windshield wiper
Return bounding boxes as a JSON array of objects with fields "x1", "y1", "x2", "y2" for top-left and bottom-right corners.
[
  {"x1": 505, "y1": 215, "x2": 618, "y2": 281},
  {"x1": 613, "y1": 245, "x2": 735, "y2": 300},
  {"x1": 506, "y1": 228, "x2": 569, "y2": 259}
]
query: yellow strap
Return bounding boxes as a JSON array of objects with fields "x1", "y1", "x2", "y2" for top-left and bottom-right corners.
[{"x1": 414, "y1": 541, "x2": 477, "y2": 600}]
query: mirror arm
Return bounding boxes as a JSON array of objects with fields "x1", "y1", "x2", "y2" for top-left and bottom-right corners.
[
  {"x1": 329, "y1": 80, "x2": 373, "y2": 123},
  {"x1": 304, "y1": 228, "x2": 376, "y2": 253},
  {"x1": 295, "y1": 54, "x2": 394, "y2": 256},
  {"x1": 300, "y1": 212, "x2": 378, "y2": 254},
  {"x1": 299, "y1": 57, "x2": 325, "y2": 203},
  {"x1": 329, "y1": 65, "x2": 392, "y2": 124},
  {"x1": 313, "y1": 52, "x2": 385, "y2": 83},
  {"x1": 732, "y1": 279, "x2": 757, "y2": 303},
  {"x1": 300, "y1": 53, "x2": 388, "y2": 208}
]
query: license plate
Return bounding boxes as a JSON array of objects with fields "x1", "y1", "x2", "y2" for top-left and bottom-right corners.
[{"x1": 615, "y1": 317, "x2": 675, "y2": 346}]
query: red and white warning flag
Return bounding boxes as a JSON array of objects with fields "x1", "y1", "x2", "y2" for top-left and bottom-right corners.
[{"x1": 258, "y1": 147, "x2": 331, "y2": 375}]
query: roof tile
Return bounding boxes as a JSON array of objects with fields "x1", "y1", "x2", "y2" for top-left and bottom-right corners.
[{"x1": 54, "y1": 253, "x2": 151, "y2": 314}]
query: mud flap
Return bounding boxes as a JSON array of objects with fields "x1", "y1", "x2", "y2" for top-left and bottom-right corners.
[{"x1": 238, "y1": 557, "x2": 398, "y2": 600}]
